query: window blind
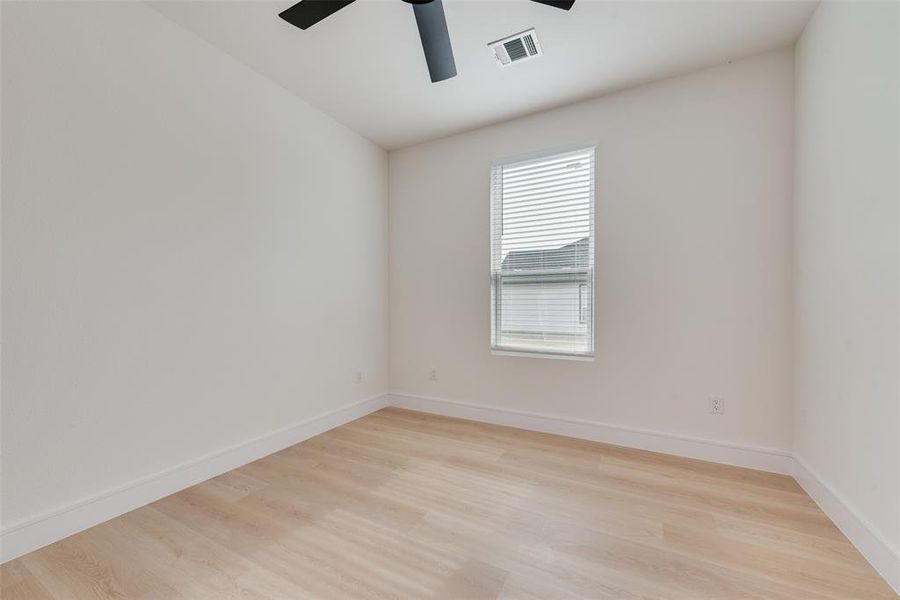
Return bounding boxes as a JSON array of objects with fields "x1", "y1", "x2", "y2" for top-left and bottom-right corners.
[{"x1": 491, "y1": 147, "x2": 595, "y2": 357}]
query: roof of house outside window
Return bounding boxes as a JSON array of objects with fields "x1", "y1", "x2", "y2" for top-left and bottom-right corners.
[{"x1": 501, "y1": 237, "x2": 590, "y2": 272}]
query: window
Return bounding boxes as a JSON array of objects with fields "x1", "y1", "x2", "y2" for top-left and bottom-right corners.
[{"x1": 491, "y1": 147, "x2": 595, "y2": 358}]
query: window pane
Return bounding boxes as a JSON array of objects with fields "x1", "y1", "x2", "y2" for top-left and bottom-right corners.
[{"x1": 491, "y1": 147, "x2": 595, "y2": 357}]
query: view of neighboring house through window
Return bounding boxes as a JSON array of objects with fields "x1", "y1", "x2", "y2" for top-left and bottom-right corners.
[{"x1": 490, "y1": 147, "x2": 595, "y2": 357}]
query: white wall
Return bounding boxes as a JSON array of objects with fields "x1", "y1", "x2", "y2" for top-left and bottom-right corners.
[
  {"x1": 390, "y1": 49, "x2": 795, "y2": 452},
  {"x1": 1, "y1": 1, "x2": 388, "y2": 530},
  {"x1": 793, "y1": 0, "x2": 900, "y2": 567}
]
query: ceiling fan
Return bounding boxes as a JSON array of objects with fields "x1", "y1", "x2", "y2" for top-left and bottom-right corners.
[{"x1": 278, "y1": 0, "x2": 576, "y2": 83}]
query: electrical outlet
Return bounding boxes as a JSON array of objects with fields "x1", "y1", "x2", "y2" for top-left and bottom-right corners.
[
  {"x1": 709, "y1": 396, "x2": 725, "y2": 415},
  {"x1": 354, "y1": 371, "x2": 363, "y2": 384},
  {"x1": 429, "y1": 368, "x2": 438, "y2": 382}
]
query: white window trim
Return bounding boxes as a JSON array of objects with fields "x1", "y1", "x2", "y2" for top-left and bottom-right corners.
[
  {"x1": 489, "y1": 144, "x2": 597, "y2": 361},
  {"x1": 491, "y1": 349, "x2": 595, "y2": 362}
]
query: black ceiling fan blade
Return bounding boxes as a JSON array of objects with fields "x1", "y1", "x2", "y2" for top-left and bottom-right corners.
[
  {"x1": 530, "y1": 0, "x2": 576, "y2": 10},
  {"x1": 412, "y1": 0, "x2": 457, "y2": 83},
  {"x1": 279, "y1": 0, "x2": 357, "y2": 30}
]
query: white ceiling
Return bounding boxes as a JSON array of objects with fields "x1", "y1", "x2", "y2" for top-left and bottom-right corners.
[{"x1": 150, "y1": 0, "x2": 816, "y2": 149}]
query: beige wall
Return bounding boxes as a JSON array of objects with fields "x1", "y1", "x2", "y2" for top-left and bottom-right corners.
[
  {"x1": 793, "y1": 0, "x2": 900, "y2": 555},
  {"x1": 390, "y1": 49, "x2": 795, "y2": 451},
  {"x1": 1, "y1": 1, "x2": 389, "y2": 528}
]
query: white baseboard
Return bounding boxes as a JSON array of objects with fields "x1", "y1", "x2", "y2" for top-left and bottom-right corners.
[
  {"x1": 387, "y1": 393, "x2": 898, "y2": 595},
  {"x1": 4, "y1": 391, "x2": 896, "y2": 596},
  {"x1": 792, "y1": 456, "x2": 900, "y2": 594},
  {"x1": 0, "y1": 393, "x2": 390, "y2": 564},
  {"x1": 387, "y1": 393, "x2": 794, "y2": 474}
]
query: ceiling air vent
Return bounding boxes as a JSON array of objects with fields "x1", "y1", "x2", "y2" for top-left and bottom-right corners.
[{"x1": 489, "y1": 28, "x2": 543, "y2": 67}]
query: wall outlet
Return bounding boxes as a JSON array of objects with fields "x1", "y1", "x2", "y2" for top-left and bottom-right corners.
[
  {"x1": 354, "y1": 371, "x2": 363, "y2": 384},
  {"x1": 709, "y1": 396, "x2": 725, "y2": 415},
  {"x1": 429, "y1": 368, "x2": 438, "y2": 382}
]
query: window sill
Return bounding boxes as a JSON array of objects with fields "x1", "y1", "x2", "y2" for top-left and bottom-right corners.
[{"x1": 491, "y1": 349, "x2": 594, "y2": 362}]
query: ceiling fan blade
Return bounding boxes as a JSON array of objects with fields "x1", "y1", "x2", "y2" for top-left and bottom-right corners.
[
  {"x1": 412, "y1": 0, "x2": 457, "y2": 83},
  {"x1": 279, "y1": 0, "x2": 356, "y2": 30},
  {"x1": 530, "y1": 0, "x2": 576, "y2": 10}
]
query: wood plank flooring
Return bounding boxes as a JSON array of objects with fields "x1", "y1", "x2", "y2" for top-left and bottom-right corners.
[{"x1": 2, "y1": 408, "x2": 896, "y2": 599}]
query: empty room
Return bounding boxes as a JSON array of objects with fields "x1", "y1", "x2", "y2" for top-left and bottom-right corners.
[{"x1": 1, "y1": 0, "x2": 898, "y2": 597}]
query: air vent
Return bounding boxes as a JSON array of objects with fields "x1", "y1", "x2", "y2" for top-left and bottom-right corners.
[{"x1": 488, "y1": 28, "x2": 543, "y2": 67}]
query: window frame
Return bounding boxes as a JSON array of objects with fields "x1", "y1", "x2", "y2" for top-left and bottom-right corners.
[{"x1": 489, "y1": 144, "x2": 597, "y2": 361}]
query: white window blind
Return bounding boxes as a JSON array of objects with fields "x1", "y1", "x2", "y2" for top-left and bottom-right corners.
[{"x1": 491, "y1": 147, "x2": 595, "y2": 358}]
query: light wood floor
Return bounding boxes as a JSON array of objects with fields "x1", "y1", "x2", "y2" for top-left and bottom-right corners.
[{"x1": 2, "y1": 408, "x2": 895, "y2": 599}]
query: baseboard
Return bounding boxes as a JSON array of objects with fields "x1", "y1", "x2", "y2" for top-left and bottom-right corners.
[
  {"x1": 0, "y1": 393, "x2": 390, "y2": 564},
  {"x1": 792, "y1": 455, "x2": 900, "y2": 594},
  {"x1": 387, "y1": 393, "x2": 898, "y2": 594},
  {"x1": 5, "y1": 392, "x2": 896, "y2": 596},
  {"x1": 387, "y1": 393, "x2": 794, "y2": 474}
]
